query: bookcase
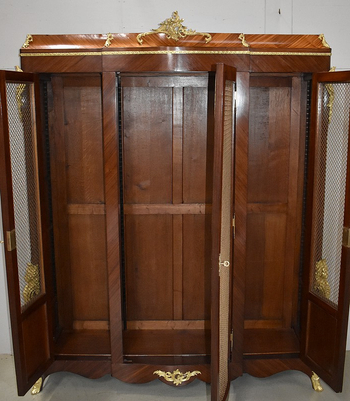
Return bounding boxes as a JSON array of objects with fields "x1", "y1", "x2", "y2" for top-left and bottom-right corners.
[{"x1": 1, "y1": 13, "x2": 350, "y2": 400}]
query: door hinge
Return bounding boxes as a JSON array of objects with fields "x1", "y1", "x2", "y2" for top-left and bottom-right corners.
[
  {"x1": 6, "y1": 230, "x2": 16, "y2": 252},
  {"x1": 343, "y1": 226, "x2": 350, "y2": 248},
  {"x1": 230, "y1": 330, "x2": 234, "y2": 353},
  {"x1": 232, "y1": 214, "x2": 236, "y2": 238}
]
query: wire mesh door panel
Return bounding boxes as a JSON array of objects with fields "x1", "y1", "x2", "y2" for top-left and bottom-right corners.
[
  {"x1": 5, "y1": 81, "x2": 44, "y2": 309},
  {"x1": 0, "y1": 71, "x2": 52, "y2": 395},
  {"x1": 302, "y1": 72, "x2": 350, "y2": 392},
  {"x1": 310, "y1": 82, "x2": 350, "y2": 307}
]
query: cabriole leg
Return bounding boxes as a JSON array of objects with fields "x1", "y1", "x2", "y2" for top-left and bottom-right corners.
[
  {"x1": 311, "y1": 372, "x2": 323, "y2": 392},
  {"x1": 31, "y1": 377, "x2": 43, "y2": 395}
]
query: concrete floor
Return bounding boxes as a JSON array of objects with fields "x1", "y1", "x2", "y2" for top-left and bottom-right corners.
[{"x1": 0, "y1": 353, "x2": 349, "y2": 400}]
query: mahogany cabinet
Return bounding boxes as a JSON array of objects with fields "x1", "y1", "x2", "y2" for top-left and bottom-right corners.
[{"x1": 1, "y1": 15, "x2": 350, "y2": 400}]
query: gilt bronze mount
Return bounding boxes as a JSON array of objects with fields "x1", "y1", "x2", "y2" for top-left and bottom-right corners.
[
  {"x1": 153, "y1": 369, "x2": 201, "y2": 386},
  {"x1": 137, "y1": 11, "x2": 212, "y2": 45}
]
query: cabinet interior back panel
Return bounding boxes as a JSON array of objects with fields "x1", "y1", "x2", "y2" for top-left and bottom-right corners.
[
  {"x1": 123, "y1": 86, "x2": 173, "y2": 204},
  {"x1": 183, "y1": 214, "x2": 211, "y2": 320},
  {"x1": 183, "y1": 86, "x2": 213, "y2": 204},
  {"x1": 245, "y1": 212, "x2": 287, "y2": 322},
  {"x1": 64, "y1": 79, "x2": 105, "y2": 204},
  {"x1": 121, "y1": 74, "x2": 212, "y2": 326},
  {"x1": 49, "y1": 74, "x2": 108, "y2": 330},
  {"x1": 69, "y1": 214, "x2": 108, "y2": 321},
  {"x1": 248, "y1": 84, "x2": 291, "y2": 204},
  {"x1": 125, "y1": 214, "x2": 173, "y2": 320},
  {"x1": 245, "y1": 76, "x2": 300, "y2": 330}
]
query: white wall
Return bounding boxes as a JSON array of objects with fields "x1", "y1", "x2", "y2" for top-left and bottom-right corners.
[{"x1": 1, "y1": 0, "x2": 350, "y2": 354}]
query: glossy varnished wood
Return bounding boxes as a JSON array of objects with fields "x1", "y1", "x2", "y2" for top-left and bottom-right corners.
[
  {"x1": 44, "y1": 359, "x2": 111, "y2": 379},
  {"x1": 113, "y1": 362, "x2": 211, "y2": 385},
  {"x1": 20, "y1": 33, "x2": 329, "y2": 50},
  {"x1": 20, "y1": 33, "x2": 330, "y2": 74},
  {"x1": 243, "y1": 358, "x2": 312, "y2": 379}
]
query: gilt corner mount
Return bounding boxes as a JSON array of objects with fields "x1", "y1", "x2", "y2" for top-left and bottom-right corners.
[
  {"x1": 136, "y1": 11, "x2": 212, "y2": 45},
  {"x1": 22, "y1": 34, "x2": 33, "y2": 49}
]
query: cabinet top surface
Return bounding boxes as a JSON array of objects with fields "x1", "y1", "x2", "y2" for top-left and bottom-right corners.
[
  {"x1": 19, "y1": 11, "x2": 331, "y2": 73},
  {"x1": 19, "y1": 31, "x2": 331, "y2": 74},
  {"x1": 20, "y1": 32, "x2": 331, "y2": 54}
]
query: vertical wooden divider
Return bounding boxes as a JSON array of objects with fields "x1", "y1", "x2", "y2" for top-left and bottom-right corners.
[
  {"x1": 172, "y1": 87, "x2": 184, "y2": 320},
  {"x1": 282, "y1": 77, "x2": 303, "y2": 328},
  {"x1": 102, "y1": 72, "x2": 123, "y2": 371},
  {"x1": 49, "y1": 76, "x2": 73, "y2": 330}
]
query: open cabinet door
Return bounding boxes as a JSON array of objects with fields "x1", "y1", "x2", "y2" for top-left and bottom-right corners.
[
  {"x1": 0, "y1": 71, "x2": 53, "y2": 395},
  {"x1": 211, "y1": 64, "x2": 236, "y2": 401},
  {"x1": 301, "y1": 71, "x2": 350, "y2": 392}
]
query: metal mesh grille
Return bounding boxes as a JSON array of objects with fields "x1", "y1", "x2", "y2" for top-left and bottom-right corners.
[
  {"x1": 310, "y1": 82, "x2": 350, "y2": 306},
  {"x1": 6, "y1": 82, "x2": 43, "y2": 308},
  {"x1": 218, "y1": 80, "x2": 234, "y2": 401}
]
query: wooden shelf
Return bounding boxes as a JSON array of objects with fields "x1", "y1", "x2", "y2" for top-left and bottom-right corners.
[
  {"x1": 123, "y1": 329, "x2": 210, "y2": 357},
  {"x1": 54, "y1": 330, "x2": 111, "y2": 358},
  {"x1": 243, "y1": 328, "x2": 300, "y2": 357}
]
